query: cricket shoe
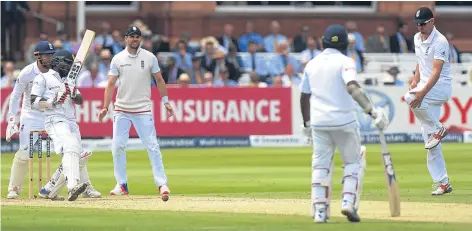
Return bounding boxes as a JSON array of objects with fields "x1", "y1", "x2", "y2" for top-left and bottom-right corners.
[
  {"x1": 431, "y1": 182, "x2": 453, "y2": 196},
  {"x1": 38, "y1": 187, "x2": 65, "y2": 201},
  {"x1": 313, "y1": 204, "x2": 328, "y2": 223},
  {"x1": 82, "y1": 183, "x2": 102, "y2": 198},
  {"x1": 341, "y1": 200, "x2": 361, "y2": 222},
  {"x1": 109, "y1": 183, "x2": 129, "y2": 196},
  {"x1": 68, "y1": 183, "x2": 88, "y2": 201},
  {"x1": 7, "y1": 186, "x2": 20, "y2": 199},
  {"x1": 159, "y1": 185, "x2": 170, "y2": 202},
  {"x1": 425, "y1": 127, "x2": 447, "y2": 149}
]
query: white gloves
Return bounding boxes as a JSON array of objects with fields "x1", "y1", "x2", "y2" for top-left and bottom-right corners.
[
  {"x1": 65, "y1": 83, "x2": 80, "y2": 98},
  {"x1": 5, "y1": 116, "x2": 19, "y2": 142},
  {"x1": 47, "y1": 90, "x2": 69, "y2": 106},
  {"x1": 301, "y1": 125, "x2": 313, "y2": 145},
  {"x1": 370, "y1": 107, "x2": 389, "y2": 130}
]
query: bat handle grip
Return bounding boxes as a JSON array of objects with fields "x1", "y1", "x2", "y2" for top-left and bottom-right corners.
[{"x1": 378, "y1": 130, "x2": 389, "y2": 153}]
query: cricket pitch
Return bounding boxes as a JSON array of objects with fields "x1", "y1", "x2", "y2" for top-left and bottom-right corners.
[{"x1": 3, "y1": 196, "x2": 471, "y2": 224}]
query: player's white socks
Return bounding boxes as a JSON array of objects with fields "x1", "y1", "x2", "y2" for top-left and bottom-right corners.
[
  {"x1": 427, "y1": 143, "x2": 449, "y2": 183},
  {"x1": 8, "y1": 154, "x2": 29, "y2": 192},
  {"x1": 62, "y1": 152, "x2": 81, "y2": 190}
]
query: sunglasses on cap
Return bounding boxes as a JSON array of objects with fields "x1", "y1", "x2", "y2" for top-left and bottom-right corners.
[{"x1": 417, "y1": 18, "x2": 432, "y2": 27}]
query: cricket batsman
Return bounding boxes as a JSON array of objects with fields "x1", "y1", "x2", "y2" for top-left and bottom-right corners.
[
  {"x1": 404, "y1": 7, "x2": 453, "y2": 195},
  {"x1": 30, "y1": 49, "x2": 96, "y2": 201},
  {"x1": 98, "y1": 26, "x2": 173, "y2": 201},
  {"x1": 300, "y1": 24, "x2": 389, "y2": 223},
  {"x1": 5, "y1": 42, "x2": 100, "y2": 200}
]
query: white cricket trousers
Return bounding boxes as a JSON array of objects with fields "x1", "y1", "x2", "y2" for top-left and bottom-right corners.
[
  {"x1": 404, "y1": 85, "x2": 451, "y2": 183},
  {"x1": 311, "y1": 122, "x2": 363, "y2": 212},
  {"x1": 112, "y1": 111, "x2": 168, "y2": 187},
  {"x1": 44, "y1": 117, "x2": 82, "y2": 190}
]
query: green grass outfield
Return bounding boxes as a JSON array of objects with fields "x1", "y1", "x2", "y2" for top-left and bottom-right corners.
[{"x1": 2, "y1": 143, "x2": 472, "y2": 231}]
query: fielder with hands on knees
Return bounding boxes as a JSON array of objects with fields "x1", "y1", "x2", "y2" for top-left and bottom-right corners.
[
  {"x1": 404, "y1": 7, "x2": 453, "y2": 196},
  {"x1": 97, "y1": 25, "x2": 174, "y2": 201},
  {"x1": 299, "y1": 24, "x2": 389, "y2": 224}
]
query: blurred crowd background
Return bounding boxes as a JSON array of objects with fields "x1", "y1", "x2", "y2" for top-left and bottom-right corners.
[{"x1": 2, "y1": 1, "x2": 472, "y2": 89}]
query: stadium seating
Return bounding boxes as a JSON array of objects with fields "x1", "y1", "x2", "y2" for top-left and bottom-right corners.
[{"x1": 157, "y1": 52, "x2": 471, "y2": 85}]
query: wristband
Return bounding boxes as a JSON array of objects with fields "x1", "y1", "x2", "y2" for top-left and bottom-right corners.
[
  {"x1": 162, "y1": 96, "x2": 169, "y2": 104},
  {"x1": 102, "y1": 107, "x2": 109, "y2": 112}
]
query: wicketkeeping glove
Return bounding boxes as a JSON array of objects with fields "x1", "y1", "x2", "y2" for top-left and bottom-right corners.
[
  {"x1": 370, "y1": 107, "x2": 389, "y2": 130},
  {"x1": 5, "y1": 116, "x2": 19, "y2": 142}
]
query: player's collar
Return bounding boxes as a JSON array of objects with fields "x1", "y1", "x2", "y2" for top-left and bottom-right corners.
[
  {"x1": 421, "y1": 27, "x2": 437, "y2": 44},
  {"x1": 126, "y1": 46, "x2": 142, "y2": 58},
  {"x1": 323, "y1": 48, "x2": 342, "y2": 54},
  {"x1": 33, "y1": 61, "x2": 40, "y2": 73}
]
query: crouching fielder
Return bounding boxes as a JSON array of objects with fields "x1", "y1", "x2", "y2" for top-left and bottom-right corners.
[
  {"x1": 5, "y1": 41, "x2": 56, "y2": 199},
  {"x1": 31, "y1": 50, "x2": 90, "y2": 201},
  {"x1": 300, "y1": 24, "x2": 389, "y2": 223}
]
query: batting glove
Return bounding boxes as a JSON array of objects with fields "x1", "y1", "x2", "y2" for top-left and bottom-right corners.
[
  {"x1": 301, "y1": 124, "x2": 313, "y2": 145},
  {"x1": 66, "y1": 83, "x2": 80, "y2": 98},
  {"x1": 370, "y1": 107, "x2": 389, "y2": 130},
  {"x1": 5, "y1": 116, "x2": 19, "y2": 142},
  {"x1": 48, "y1": 89, "x2": 70, "y2": 106}
]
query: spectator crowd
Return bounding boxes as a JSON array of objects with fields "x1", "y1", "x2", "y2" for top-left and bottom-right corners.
[{"x1": 2, "y1": 19, "x2": 472, "y2": 89}]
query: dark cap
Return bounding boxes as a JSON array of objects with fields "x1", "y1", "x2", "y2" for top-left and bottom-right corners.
[
  {"x1": 125, "y1": 26, "x2": 142, "y2": 36},
  {"x1": 34, "y1": 41, "x2": 56, "y2": 55},
  {"x1": 414, "y1": 7, "x2": 434, "y2": 25},
  {"x1": 322, "y1": 24, "x2": 348, "y2": 50}
]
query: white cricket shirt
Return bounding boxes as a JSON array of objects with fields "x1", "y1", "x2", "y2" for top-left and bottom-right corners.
[
  {"x1": 7, "y1": 62, "x2": 44, "y2": 120},
  {"x1": 109, "y1": 47, "x2": 160, "y2": 113},
  {"x1": 414, "y1": 27, "x2": 452, "y2": 92},
  {"x1": 300, "y1": 48, "x2": 358, "y2": 129},
  {"x1": 31, "y1": 70, "x2": 76, "y2": 121}
]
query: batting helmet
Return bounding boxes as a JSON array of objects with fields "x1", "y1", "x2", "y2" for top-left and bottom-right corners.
[
  {"x1": 321, "y1": 24, "x2": 348, "y2": 51},
  {"x1": 51, "y1": 50, "x2": 75, "y2": 77}
]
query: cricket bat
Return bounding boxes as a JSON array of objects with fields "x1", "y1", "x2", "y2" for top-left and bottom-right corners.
[
  {"x1": 66, "y1": 29, "x2": 95, "y2": 90},
  {"x1": 378, "y1": 130, "x2": 401, "y2": 217}
]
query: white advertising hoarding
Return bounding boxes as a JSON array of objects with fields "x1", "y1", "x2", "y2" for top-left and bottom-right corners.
[{"x1": 291, "y1": 86, "x2": 472, "y2": 135}]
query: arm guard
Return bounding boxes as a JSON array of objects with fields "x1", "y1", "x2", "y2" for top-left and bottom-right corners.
[
  {"x1": 347, "y1": 81, "x2": 373, "y2": 114},
  {"x1": 31, "y1": 95, "x2": 53, "y2": 111}
]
